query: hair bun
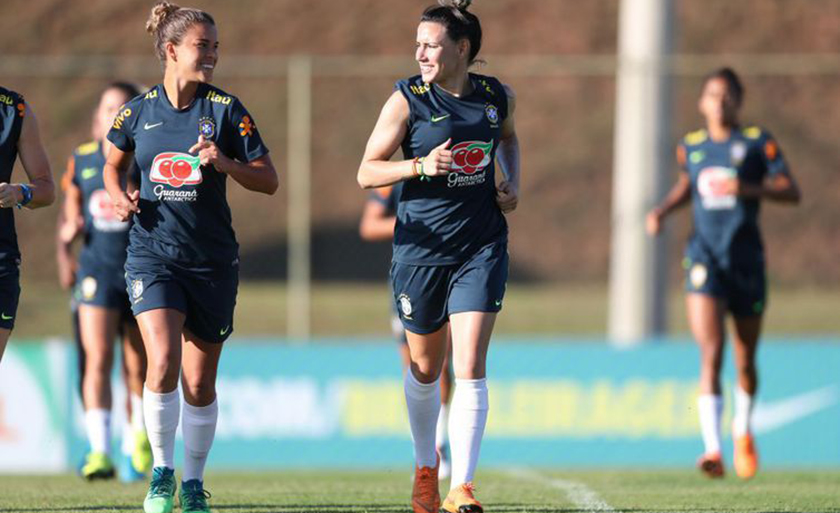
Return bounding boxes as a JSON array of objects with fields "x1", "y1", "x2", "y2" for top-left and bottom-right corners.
[
  {"x1": 438, "y1": 0, "x2": 472, "y2": 10},
  {"x1": 146, "y1": 1, "x2": 181, "y2": 35}
]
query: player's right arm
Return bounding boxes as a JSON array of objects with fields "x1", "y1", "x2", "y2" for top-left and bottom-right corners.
[
  {"x1": 103, "y1": 146, "x2": 139, "y2": 222},
  {"x1": 56, "y1": 157, "x2": 81, "y2": 290},
  {"x1": 357, "y1": 91, "x2": 450, "y2": 188},
  {"x1": 646, "y1": 144, "x2": 692, "y2": 236}
]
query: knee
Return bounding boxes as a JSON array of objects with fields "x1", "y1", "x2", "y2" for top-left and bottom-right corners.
[
  {"x1": 145, "y1": 354, "x2": 180, "y2": 391},
  {"x1": 181, "y1": 374, "x2": 216, "y2": 405},
  {"x1": 453, "y1": 355, "x2": 485, "y2": 380},
  {"x1": 410, "y1": 363, "x2": 441, "y2": 384}
]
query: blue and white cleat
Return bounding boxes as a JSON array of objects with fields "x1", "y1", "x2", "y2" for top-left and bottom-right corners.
[{"x1": 119, "y1": 453, "x2": 146, "y2": 483}]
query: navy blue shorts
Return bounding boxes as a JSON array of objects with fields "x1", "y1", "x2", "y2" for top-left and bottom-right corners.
[
  {"x1": 0, "y1": 269, "x2": 20, "y2": 330},
  {"x1": 391, "y1": 241, "x2": 508, "y2": 334},
  {"x1": 684, "y1": 255, "x2": 766, "y2": 317},
  {"x1": 75, "y1": 264, "x2": 132, "y2": 317},
  {"x1": 125, "y1": 257, "x2": 238, "y2": 344}
]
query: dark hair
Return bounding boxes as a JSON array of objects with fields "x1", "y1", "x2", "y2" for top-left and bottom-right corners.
[
  {"x1": 105, "y1": 81, "x2": 141, "y2": 101},
  {"x1": 703, "y1": 67, "x2": 744, "y2": 106},
  {"x1": 146, "y1": 1, "x2": 215, "y2": 64},
  {"x1": 421, "y1": 0, "x2": 482, "y2": 65}
]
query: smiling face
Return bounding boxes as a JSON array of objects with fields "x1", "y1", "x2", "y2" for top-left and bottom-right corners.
[
  {"x1": 415, "y1": 21, "x2": 468, "y2": 84},
  {"x1": 699, "y1": 77, "x2": 740, "y2": 127},
  {"x1": 167, "y1": 22, "x2": 218, "y2": 83}
]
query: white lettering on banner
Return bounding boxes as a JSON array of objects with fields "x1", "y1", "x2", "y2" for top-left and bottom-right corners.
[{"x1": 215, "y1": 377, "x2": 343, "y2": 439}]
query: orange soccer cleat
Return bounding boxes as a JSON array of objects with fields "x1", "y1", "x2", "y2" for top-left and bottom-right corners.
[
  {"x1": 411, "y1": 458, "x2": 440, "y2": 513},
  {"x1": 734, "y1": 434, "x2": 759, "y2": 479},
  {"x1": 696, "y1": 452, "x2": 725, "y2": 479},
  {"x1": 442, "y1": 482, "x2": 483, "y2": 513}
]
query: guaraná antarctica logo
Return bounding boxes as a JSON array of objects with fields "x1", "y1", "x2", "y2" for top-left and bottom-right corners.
[
  {"x1": 150, "y1": 152, "x2": 203, "y2": 201},
  {"x1": 447, "y1": 140, "x2": 494, "y2": 188},
  {"x1": 88, "y1": 189, "x2": 128, "y2": 232}
]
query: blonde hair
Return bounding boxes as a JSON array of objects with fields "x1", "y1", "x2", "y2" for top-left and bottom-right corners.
[{"x1": 146, "y1": 1, "x2": 215, "y2": 64}]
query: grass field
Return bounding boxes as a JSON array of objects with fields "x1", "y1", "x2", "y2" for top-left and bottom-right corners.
[
  {"x1": 12, "y1": 280, "x2": 840, "y2": 340},
  {"x1": 0, "y1": 469, "x2": 838, "y2": 513}
]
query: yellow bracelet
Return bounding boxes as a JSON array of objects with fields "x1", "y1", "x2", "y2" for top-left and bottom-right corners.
[{"x1": 412, "y1": 157, "x2": 421, "y2": 177}]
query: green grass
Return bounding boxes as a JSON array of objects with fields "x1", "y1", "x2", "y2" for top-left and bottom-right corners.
[
  {"x1": 11, "y1": 280, "x2": 840, "y2": 339},
  {"x1": 0, "y1": 469, "x2": 838, "y2": 512}
]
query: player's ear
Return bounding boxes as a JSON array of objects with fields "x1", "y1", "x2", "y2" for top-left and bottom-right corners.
[{"x1": 165, "y1": 41, "x2": 178, "y2": 63}]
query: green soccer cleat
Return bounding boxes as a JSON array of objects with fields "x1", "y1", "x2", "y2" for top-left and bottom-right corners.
[
  {"x1": 132, "y1": 430, "x2": 153, "y2": 474},
  {"x1": 144, "y1": 467, "x2": 177, "y2": 513},
  {"x1": 80, "y1": 451, "x2": 115, "y2": 481},
  {"x1": 180, "y1": 479, "x2": 212, "y2": 513}
]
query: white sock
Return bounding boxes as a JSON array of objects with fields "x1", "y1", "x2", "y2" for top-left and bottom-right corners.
[
  {"x1": 85, "y1": 408, "x2": 111, "y2": 455},
  {"x1": 732, "y1": 386, "x2": 754, "y2": 438},
  {"x1": 698, "y1": 394, "x2": 723, "y2": 455},
  {"x1": 182, "y1": 398, "x2": 219, "y2": 483},
  {"x1": 436, "y1": 403, "x2": 449, "y2": 450},
  {"x1": 130, "y1": 392, "x2": 145, "y2": 433},
  {"x1": 449, "y1": 378, "x2": 489, "y2": 488},
  {"x1": 143, "y1": 386, "x2": 180, "y2": 470},
  {"x1": 404, "y1": 371, "x2": 441, "y2": 469},
  {"x1": 121, "y1": 420, "x2": 134, "y2": 456}
]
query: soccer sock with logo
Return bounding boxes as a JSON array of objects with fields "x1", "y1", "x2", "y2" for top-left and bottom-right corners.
[
  {"x1": 143, "y1": 386, "x2": 180, "y2": 469},
  {"x1": 436, "y1": 403, "x2": 449, "y2": 451},
  {"x1": 182, "y1": 398, "x2": 219, "y2": 483},
  {"x1": 698, "y1": 394, "x2": 723, "y2": 455},
  {"x1": 404, "y1": 370, "x2": 441, "y2": 469},
  {"x1": 449, "y1": 378, "x2": 489, "y2": 488},
  {"x1": 85, "y1": 408, "x2": 111, "y2": 455},
  {"x1": 732, "y1": 386, "x2": 754, "y2": 438}
]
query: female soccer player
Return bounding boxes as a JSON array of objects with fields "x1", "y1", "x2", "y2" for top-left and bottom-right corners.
[
  {"x1": 0, "y1": 87, "x2": 55, "y2": 363},
  {"x1": 359, "y1": 183, "x2": 454, "y2": 481},
  {"x1": 103, "y1": 4, "x2": 277, "y2": 512},
  {"x1": 358, "y1": 1, "x2": 520, "y2": 511},
  {"x1": 647, "y1": 67, "x2": 800, "y2": 479},
  {"x1": 58, "y1": 82, "x2": 151, "y2": 481}
]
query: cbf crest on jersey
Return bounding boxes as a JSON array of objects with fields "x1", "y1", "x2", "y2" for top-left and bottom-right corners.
[
  {"x1": 485, "y1": 104, "x2": 499, "y2": 125},
  {"x1": 198, "y1": 116, "x2": 216, "y2": 139},
  {"x1": 730, "y1": 141, "x2": 747, "y2": 166}
]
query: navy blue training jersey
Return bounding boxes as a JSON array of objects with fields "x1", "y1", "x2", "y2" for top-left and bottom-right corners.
[
  {"x1": 69, "y1": 140, "x2": 139, "y2": 269},
  {"x1": 678, "y1": 126, "x2": 790, "y2": 268},
  {"x1": 0, "y1": 87, "x2": 25, "y2": 273},
  {"x1": 394, "y1": 73, "x2": 509, "y2": 265},
  {"x1": 107, "y1": 83, "x2": 268, "y2": 273}
]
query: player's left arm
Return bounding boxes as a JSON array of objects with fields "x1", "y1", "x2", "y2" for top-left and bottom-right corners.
[
  {"x1": 189, "y1": 135, "x2": 278, "y2": 195},
  {"x1": 5, "y1": 104, "x2": 55, "y2": 209},
  {"x1": 496, "y1": 84, "x2": 520, "y2": 214}
]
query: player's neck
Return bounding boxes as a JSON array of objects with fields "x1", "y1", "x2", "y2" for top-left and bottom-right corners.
[
  {"x1": 435, "y1": 72, "x2": 473, "y2": 98},
  {"x1": 163, "y1": 75, "x2": 200, "y2": 110},
  {"x1": 707, "y1": 121, "x2": 733, "y2": 142}
]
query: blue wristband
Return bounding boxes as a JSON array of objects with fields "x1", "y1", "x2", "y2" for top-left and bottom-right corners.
[{"x1": 16, "y1": 184, "x2": 32, "y2": 208}]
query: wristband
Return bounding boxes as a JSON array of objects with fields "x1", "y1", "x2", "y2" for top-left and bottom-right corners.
[
  {"x1": 418, "y1": 157, "x2": 430, "y2": 182},
  {"x1": 16, "y1": 184, "x2": 32, "y2": 209}
]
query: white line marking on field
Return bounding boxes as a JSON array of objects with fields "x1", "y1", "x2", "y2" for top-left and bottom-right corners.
[{"x1": 507, "y1": 467, "x2": 619, "y2": 512}]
